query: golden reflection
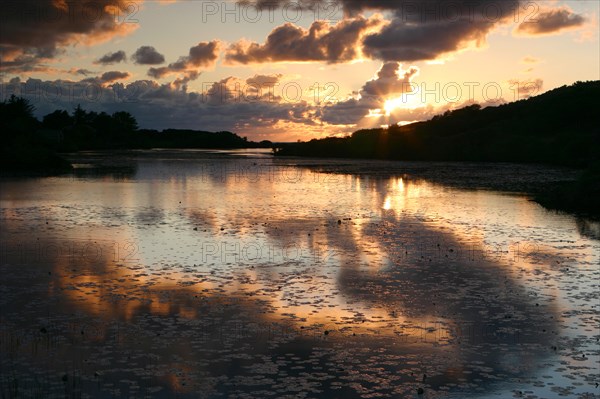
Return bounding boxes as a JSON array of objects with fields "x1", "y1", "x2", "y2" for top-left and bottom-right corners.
[
  {"x1": 2, "y1": 155, "x2": 595, "y2": 397},
  {"x1": 397, "y1": 177, "x2": 405, "y2": 192},
  {"x1": 22, "y1": 167, "x2": 570, "y2": 335},
  {"x1": 383, "y1": 196, "x2": 392, "y2": 210}
]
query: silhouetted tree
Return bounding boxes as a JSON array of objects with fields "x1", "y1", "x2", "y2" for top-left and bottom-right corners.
[
  {"x1": 0, "y1": 95, "x2": 38, "y2": 135},
  {"x1": 112, "y1": 111, "x2": 138, "y2": 133},
  {"x1": 43, "y1": 110, "x2": 72, "y2": 129},
  {"x1": 72, "y1": 104, "x2": 87, "y2": 126}
]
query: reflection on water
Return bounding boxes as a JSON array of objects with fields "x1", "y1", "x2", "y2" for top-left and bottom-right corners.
[{"x1": 1, "y1": 151, "x2": 598, "y2": 398}]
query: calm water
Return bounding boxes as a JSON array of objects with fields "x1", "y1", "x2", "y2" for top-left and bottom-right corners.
[{"x1": 1, "y1": 150, "x2": 598, "y2": 398}]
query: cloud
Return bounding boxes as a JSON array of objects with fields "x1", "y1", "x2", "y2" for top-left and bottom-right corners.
[
  {"x1": 521, "y1": 56, "x2": 541, "y2": 64},
  {"x1": 508, "y1": 78, "x2": 543, "y2": 98},
  {"x1": 361, "y1": 0, "x2": 521, "y2": 61},
  {"x1": 225, "y1": 16, "x2": 382, "y2": 64},
  {"x1": 362, "y1": 19, "x2": 488, "y2": 61},
  {"x1": 201, "y1": 75, "x2": 288, "y2": 105},
  {"x1": 361, "y1": 62, "x2": 419, "y2": 96},
  {"x1": 0, "y1": 68, "x2": 523, "y2": 140},
  {"x1": 95, "y1": 50, "x2": 127, "y2": 65},
  {"x1": 1, "y1": 75, "x2": 318, "y2": 140},
  {"x1": 246, "y1": 74, "x2": 283, "y2": 88},
  {"x1": 515, "y1": 7, "x2": 586, "y2": 36},
  {"x1": 148, "y1": 41, "x2": 221, "y2": 85},
  {"x1": 99, "y1": 71, "x2": 131, "y2": 83},
  {"x1": 79, "y1": 71, "x2": 131, "y2": 86},
  {"x1": 69, "y1": 68, "x2": 95, "y2": 76},
  {"x1": 0, "y1": 0, "x2": 138, "y2": 71},
  {"x1": 233, "y1": 1, "x2": 523, "y2": 62},
  {"x1": 321, "y1": 62, "x2": 419, "y2": 125},
  {"x1": 239, "y1": 1, "x2": 590, "y2": 64},
  {"x1": 202, "y1": 77, "x2": 244, "y2": 105},
  {"x1": 187, "y1": 41, "x2": 221, "y2": 66},
  {"x1": 131, "y1": 46, "x2": 165, "y2": 65}
]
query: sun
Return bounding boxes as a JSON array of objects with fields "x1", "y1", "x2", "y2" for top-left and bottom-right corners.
[
  {"x1": 383, "y1": 98, "x2": 400, "y2": 116},
  {"x1": 383, "y1": 89, "x2": 423, "y2": 115}
]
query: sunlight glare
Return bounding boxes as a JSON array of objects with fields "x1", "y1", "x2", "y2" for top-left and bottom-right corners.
[{"x1": 384, "y1": 87, "x2": 423, "y2": 115}]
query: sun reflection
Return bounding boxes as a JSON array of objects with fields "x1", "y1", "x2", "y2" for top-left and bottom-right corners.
[
  {"x1": 383, "y1": 196, "x2": 392, "y2": 210},
  {"x1": 397, "y1": 177, "x2": 405, "y2": 192}
]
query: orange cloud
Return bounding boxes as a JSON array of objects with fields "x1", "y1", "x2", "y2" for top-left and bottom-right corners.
[
  {"x1": 0, "y1": 0, "x2": 141, "y2": 72},
  {"x1": 225, "y1": 16, "x2": 383, "y2": 64}
]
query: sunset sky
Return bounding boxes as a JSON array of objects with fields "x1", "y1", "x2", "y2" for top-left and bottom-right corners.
[{"x1": 1, "y1": 0, "x2": 598, "y2": 141}]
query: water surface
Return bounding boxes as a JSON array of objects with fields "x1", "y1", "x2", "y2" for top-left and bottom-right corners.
[{"x1": 1, "y1": 150, "x2": 598, "y2": 398}]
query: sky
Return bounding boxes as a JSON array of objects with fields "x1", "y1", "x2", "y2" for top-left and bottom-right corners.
[{"x1": 1, "y1": 0, "x2": 598, "y2": 141}]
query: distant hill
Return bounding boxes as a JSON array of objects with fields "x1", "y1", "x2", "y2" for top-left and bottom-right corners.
[{"x1": 276, "y1": 81, "x2": 600, "y2": 168}]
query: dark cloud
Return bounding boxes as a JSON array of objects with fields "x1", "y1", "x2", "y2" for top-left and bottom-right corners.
[
  {"x1": 515, "y1": 7, "x2": 586, "y2": 36},
  {"x1": 362, "y1": 0, "x2": 521, "y2": 61},
  {"x1": 99, "y1": 71, "x2": 131, "y2": 83},
  {"x1": 338, "y1": 0, "x2": 519, "y2": 18},
  {"x1": 148, "y1": 41, "x2": 221, "y2": 86},
  {"x1": 131, "y1": 46, "x2": 165, "y2": 65},
  {"x1": 361, "y1": 62, "x2": 419, "y2": 96},
  {"x1": 237, "y1": 0, "x2": 327, "y2": 11},
  {"x1": 362, "y1": 19, "x2": 488, "y2": 61},
  {"x1": 319, "y1": 96, "x2": 377, "y2": 125},
  {"x1": 80, "y1": 71, "x2": 131, "y2": 86},
  {"x1": 71, "y1": 68, "x2": 95, "y2": 76},
  {"x1": 234, "y1": 1, "x2": 527, "y2": 62},
  {"x1": 187, "y1": 41, "x2": 221, "y2": 66},
  {"x1": 225, "y1": 16, "x2": 381, "y2": 64},
  {"x1": 0, "y1": 0, "x2": 138, "y2": 71},
  {"x1": 95, "y1": 50, "x2": 127, "y2": 65}
]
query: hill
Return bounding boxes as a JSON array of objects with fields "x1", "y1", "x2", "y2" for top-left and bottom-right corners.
[{"x1": 276, "y1": 81, "x2": 599, "y2": 167}]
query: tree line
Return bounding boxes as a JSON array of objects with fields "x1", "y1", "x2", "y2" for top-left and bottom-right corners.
[{"x1": 0, "y1": 96, "x2": 271, "y2": 172}]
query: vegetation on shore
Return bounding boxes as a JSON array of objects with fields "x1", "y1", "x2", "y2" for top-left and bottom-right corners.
[
  {"x1": 0, "y1": 96, "x2": 272, "y2": 174},
  {"x1": 0, "y1": 95, "x2": 73, "y2": 174}
]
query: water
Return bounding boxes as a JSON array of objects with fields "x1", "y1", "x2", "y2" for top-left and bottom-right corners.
[{"x1": 1, "y1": 150, "x2": 598, "y2": 398}]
